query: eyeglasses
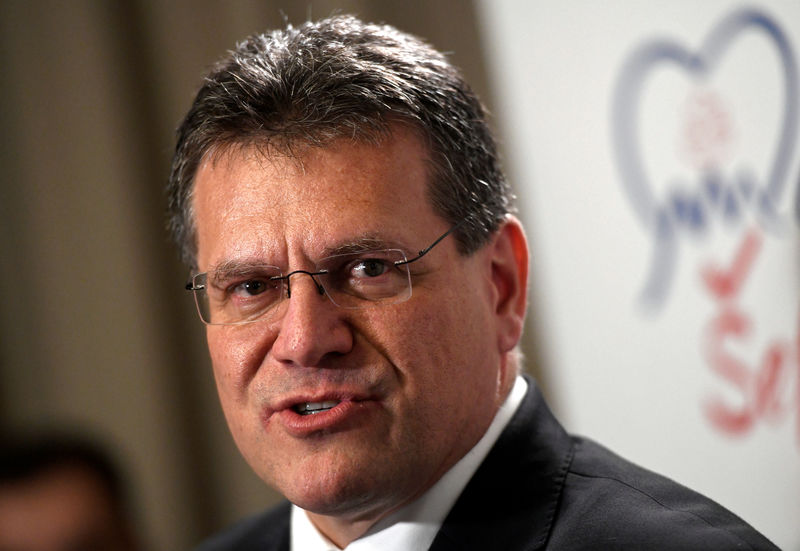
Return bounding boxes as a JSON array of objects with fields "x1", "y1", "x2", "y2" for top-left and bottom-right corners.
[{"x1": 186, "y1": 221, "x2": 465, "y2": 325}]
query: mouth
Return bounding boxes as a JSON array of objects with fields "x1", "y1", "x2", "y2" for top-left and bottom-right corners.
[
  {"x1": 293, "y1": 400, "x2": 341, "y2": 415},
  {"x1": 268, "y1": 393, "x2": 380, "y2": 436}
]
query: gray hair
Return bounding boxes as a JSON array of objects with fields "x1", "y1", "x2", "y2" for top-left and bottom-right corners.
[{"x1": 167, "y1": 15, "x2": 514, "y2": 268}]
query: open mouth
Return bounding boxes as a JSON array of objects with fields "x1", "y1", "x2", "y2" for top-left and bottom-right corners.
[{"x1": 293, "y1": 400, "x2": 340, "y2": 415}]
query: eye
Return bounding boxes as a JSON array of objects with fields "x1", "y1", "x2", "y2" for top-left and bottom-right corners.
[
  {"x1": 224, "y1": 275, "x2": 282, "y2": 299},
  {"x1": 233, "y1": 279, "x2": 270, "y2": 296},
  {"x1": 352, "y1": 258, "x2": 390, "y2": 278}
]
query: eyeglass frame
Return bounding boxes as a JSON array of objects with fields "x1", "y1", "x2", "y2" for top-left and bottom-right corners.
[{"x1": 185, "y1": 217, "x2": 469, "y2": 325}]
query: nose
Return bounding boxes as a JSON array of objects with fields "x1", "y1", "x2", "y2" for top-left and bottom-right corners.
[{"x1": 270, "y1": 271, "x2": 354, "y2": 367}]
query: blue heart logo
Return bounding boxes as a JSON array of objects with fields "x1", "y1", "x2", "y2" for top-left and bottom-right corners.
[{"x1": 611, "y1": 7, "x2": 799, "y2": 309}]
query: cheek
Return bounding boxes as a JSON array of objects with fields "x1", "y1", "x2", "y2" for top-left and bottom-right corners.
[
  {"x1": 406, "y1": 280, "x2": 497, "y2": 393},
  {"x1": 375, "y1": 289, "x2": 492, "y2": 388},
  {"x1": 206, "y1": 329, "x2": 270, "y2": 460},
  {"x1": 375, "y1": 296, "x2": 499, "y2": 460},
  {"x1": 207, "y1": 325, "x2": 275, "y2": 397}
]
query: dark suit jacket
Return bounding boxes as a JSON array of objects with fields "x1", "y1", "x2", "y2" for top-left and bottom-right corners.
[{"x1": 196, "y1": 378, "x2": 778, "y2": 550}]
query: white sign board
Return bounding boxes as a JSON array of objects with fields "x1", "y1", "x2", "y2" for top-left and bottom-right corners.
[{"x1": 477, "y1": 1, "x2": 800, "y2": 547}]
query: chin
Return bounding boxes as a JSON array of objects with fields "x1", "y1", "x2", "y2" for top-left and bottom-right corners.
[{"x1": 278, "y1": 462, "x2": 399, "y2": 519}]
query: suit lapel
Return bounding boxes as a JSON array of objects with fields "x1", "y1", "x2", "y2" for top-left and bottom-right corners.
[{"x1": 429, "y1": 378, "x2": 574, "y2": 551}]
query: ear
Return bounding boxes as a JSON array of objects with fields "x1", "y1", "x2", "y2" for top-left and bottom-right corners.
[{"x1": 487, "y1": 216, "x2": 529, "y2": 354}]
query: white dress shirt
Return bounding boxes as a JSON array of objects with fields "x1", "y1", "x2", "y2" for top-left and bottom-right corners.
[{"x1": 291, "y1": 375, "x2": 528, "y2": 551}]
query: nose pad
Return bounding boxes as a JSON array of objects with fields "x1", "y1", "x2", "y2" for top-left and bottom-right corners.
[{"x1": 282, "y1": 269, "x2": 328, "y2": 299}]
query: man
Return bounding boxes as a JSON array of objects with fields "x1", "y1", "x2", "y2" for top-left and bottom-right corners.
[
  {"x1": 169, "y1": 15, "x2": 777, "y2": 550},
  {"x1": 0, "y1": 432, "x2": 139, "y2": 551}
]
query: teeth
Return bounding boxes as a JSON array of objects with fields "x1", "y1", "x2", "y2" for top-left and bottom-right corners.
[{"x1": 295, "y1": 400, "x2": 340, "y2": 415}]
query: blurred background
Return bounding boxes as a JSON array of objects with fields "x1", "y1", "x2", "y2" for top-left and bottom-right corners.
[{"x1": 0, "y1": 1, "x2": 797, "y2": 549}]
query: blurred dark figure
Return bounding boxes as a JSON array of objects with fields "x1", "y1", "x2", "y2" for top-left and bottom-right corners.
[{"x1": 0, "y1": 431, "x2": 139, "y2": 551}]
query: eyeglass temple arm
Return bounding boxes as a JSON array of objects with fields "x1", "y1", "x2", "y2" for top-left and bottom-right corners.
[{"x1": 395, "y1": 217, "x2": 470, "y2": 267}]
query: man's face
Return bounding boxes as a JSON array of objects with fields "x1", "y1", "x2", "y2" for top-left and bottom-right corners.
[{"x1": 192, "y1": 126, "x2": 516, "y2": 521}]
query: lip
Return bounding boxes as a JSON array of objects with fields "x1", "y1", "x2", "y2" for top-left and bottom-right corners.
[{"x1": 264, "y1": 392, "x2": 379, "y2": 437}]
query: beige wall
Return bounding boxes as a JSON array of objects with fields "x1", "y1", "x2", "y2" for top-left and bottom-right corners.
[{"x1": 0, "y1": 2, "x2": 542, "y2": 549}]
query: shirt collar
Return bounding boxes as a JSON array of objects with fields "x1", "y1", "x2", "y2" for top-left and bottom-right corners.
[{"x1": 291, "y1": 375, "x2": 528, "y2": 551}]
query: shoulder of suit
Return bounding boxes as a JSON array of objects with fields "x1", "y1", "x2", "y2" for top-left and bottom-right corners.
[
  {"x1": 550, "y1": 437, "x2": 779, "y2": 550},
  {"x1": 193, "y1": 501, "x2": 291, "y2": 551}
]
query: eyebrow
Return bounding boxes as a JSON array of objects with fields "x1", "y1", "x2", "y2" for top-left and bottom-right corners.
[
  {"x1": 205, "y1": 260, "x2": 278, "y2": 283},
  {"x1": 323, "y1": 235, "x2": 408, "y2": 257}
]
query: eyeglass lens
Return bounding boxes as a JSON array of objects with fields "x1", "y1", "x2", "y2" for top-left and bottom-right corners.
[{"x1": 192, "y1": 249, "x2": 412, "y2": 325}]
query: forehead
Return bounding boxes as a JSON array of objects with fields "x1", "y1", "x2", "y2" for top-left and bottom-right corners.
[{"x1": 191, "y1": 126, "x2": 442, "y2": 269}]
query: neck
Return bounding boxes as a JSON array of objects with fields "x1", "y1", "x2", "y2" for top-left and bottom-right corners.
[{"x1": 307, "y1": 513, "x2": 374, "y2": 549}]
